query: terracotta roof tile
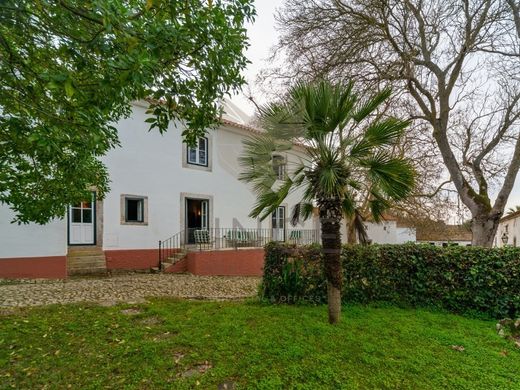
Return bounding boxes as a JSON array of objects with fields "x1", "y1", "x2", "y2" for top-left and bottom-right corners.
[{"x1": 416, "y1": 223, "x2": 472, "y2": 242}]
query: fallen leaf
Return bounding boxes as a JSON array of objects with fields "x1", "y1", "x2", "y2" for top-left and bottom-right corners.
[{"x1": 451, "y1": 345, "x2": 465, "y2": 352}]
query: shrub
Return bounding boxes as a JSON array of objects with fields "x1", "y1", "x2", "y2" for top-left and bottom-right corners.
[
  {"x1": 260, "y1": 242, "x2": 326, "y2": 304},
  {"x1": 262, "y1": 242, "x2": 520, "y2": 318}
]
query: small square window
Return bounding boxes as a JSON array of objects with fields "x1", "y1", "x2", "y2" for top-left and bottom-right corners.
[
  {"x1": 72, "y1": 208, "x2": 82, "y2": 223},
  {"x1": 82, "y1": 209, "x2": 92, "y2": 223},
  {"x1": 126, "y1": 198, "x2": 144, "y2": 222},
  {"x1": 187, "y1": 137, "x2": 208, "y2": 166},
  {"x1": 121, "y1": 195, "x2": 148, "y2": 225}
]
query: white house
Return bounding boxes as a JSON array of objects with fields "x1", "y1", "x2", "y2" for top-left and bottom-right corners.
[
  {"x1": 0, "y1": 101, "x2": 317, "y2": 278},
  {"x1": 0, "y1": 101, "x2": 419, "y2": 279},
  {"x1": 365, "y1": 217, "x2": 416, "y2": 244},
  {"x1": 339, "y1": 215, "x2": 416, "y2": 245},
  {"x1": 416, "y1": 222, "x2": 472, "y2": 246},
  {"x1": 495, "y1": 211, "x2": 520, "y2": 247}
]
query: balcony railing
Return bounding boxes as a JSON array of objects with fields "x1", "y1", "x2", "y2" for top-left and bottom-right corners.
[{"x1": 158, "y1": 227, "x2": 320, "y2": 268}]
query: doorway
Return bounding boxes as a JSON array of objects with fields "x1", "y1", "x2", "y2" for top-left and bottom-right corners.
[
  {"x1": 272, "y1": 206, "x2": 285, "y2": 241},
  {"x1": 68, "y1": 192, "x2": 96, "y2": 245},
  {"x1": 185, "y1": 198, "x2": 209, "y2": 244}
]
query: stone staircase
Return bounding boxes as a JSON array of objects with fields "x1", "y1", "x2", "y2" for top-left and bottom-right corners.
[
  {"x1": 67, "y1": 247, "x2": 107, "y2": 276},
  {"x1": 153, "y1": 249, "x2": 188, "y2": 273}
]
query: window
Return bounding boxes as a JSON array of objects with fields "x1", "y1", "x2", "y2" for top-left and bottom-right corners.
[
  {"x1": 187, "y1": 137, "x2": 208, "y2": 166},
  {"x1": 272, "y1": 206, "x2": 285, "y2": 241},
  {"x1": 70, "y1": 200, "x2": 93, "y2": 224},
  {"x1": 121, "y1": 195, "x2": 148, "y2": 225},
  {"x1": 272, "y1": 154, "x2": 286, "y2": 180},
  {"x1": 126, "y1": 198, "x2": 143, "y2": 222}
]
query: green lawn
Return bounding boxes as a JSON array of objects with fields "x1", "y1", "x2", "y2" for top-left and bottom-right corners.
[{"x1": 1, "y1": 300, "x2": 519, "y2": 389}]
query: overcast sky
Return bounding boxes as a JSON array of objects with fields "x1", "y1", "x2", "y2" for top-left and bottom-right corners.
[
  {"x1": 230, "y1": 1, "x2": 520, "y2": 212},
  {"x1": 229, "y1": 0, "x2": 279, "y2": 117}
]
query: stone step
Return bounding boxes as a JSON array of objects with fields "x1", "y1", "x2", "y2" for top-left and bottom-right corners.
[
  {"x1": 68, "y1": 267, "x2": 108, "y2": 276},
  {"x1": 68, "y1": 254, "x2": 106, "y2": 260},
  {"x1": 67, "y1": 250, "x2": 107, "y2": 276},
  {"x1": 160, "y1": 261, "x2": 173, "y2": 271},
  {"x1": 67, "y1": 257, "x2": 106, "y2": 266},
  {"x1": 68, "y1": 263, "x2": 106, "y2": 271},
  {"x1": 167, "y1": 252, "x2": 187, "y2": 262},
  {"x1": 67, "y1": 249, "x2": 104, "y2": 257}
]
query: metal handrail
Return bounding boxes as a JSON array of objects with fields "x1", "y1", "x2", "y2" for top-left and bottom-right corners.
[
  {"x1": 158, "y1": 230, "x2": 186, "y2": 269},
  {"x1": 158, "y1": 228, "x2": 320, "y2": 267}
]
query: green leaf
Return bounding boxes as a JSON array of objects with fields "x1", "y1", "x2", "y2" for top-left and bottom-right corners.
[{"x1": 64, "y1": 79, "x2": 75, "y2": 98}]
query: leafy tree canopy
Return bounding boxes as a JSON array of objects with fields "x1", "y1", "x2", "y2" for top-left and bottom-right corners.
[{"x1": 0, "y1": 0, "x2": 254, "y2": 223}]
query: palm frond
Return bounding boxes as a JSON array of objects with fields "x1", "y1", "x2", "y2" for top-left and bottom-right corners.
[
  {"x1": 353, "y1": 210, "x2": 370, "y2": 245},
  {"x1": 350, "y1": 118, "x2": 410, "y2": 157},
  {"x1": 341, "y1": 191, "x2": 357, "y2": 218},
  {"x1": 352, "y1": 87, "x2": 392, "y2": 122},
  {"x1": 290, "y1": 202, "x2": 315, "y2": 226},
  {"x1": 361, "y1": 152, "x2": 415, "y2": 200},
  {"x1": 240, "y1": 80, "x2": 415, "y2": 229},
  {"x1": 367, "y1": 192, "x2": 391, "y2": 223}
]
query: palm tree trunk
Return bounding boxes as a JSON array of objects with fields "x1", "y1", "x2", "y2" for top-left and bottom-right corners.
[{"x1": 319, "y1": 197, "x2": 343, "y2": 324}]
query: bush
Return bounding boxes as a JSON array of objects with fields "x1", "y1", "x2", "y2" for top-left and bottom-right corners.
[
  {"x1": 260, "y1": 242, "x2": 326, "y2": 304},
  {"x1": 262, "y1": 242, "x2": 520, "y2": 318}
]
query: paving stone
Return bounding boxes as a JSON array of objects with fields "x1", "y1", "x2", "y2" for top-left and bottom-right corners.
[{"x1": 0, "y1": 274, "x2": 260, "y2": 308}]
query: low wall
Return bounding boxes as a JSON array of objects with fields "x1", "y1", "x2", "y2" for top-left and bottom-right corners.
[
  {"x1": 183, "y1": 248, "x2": 264, "y2": 276},
  {"x1": 0, "y1": 248, "x2": 264, "y2": 278},
  {"x1": 104, "y1": 249, "x2": 160, "y2": 270},
  {"x1": 0, "y1": 256, "x2": 67, "y2": 279}
]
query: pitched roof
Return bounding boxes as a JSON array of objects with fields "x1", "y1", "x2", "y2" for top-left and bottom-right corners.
[
  {"x1": 416, "y1": 222, "x2": 472, "y2": 242},
  {"x1": 499, "y1": 210, "x2": 520, "y2": 223},
  {"x1": 364, "y1": 213, "x2": 399, "y2": 222},
  {"x1": 220, "y1": 117, "x2": 264, "y2": 135}
]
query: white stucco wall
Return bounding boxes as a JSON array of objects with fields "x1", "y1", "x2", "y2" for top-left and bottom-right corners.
[
  {"x1": 100, "y1": 103, "x2": 314, "y2": 250},
  {"x1": 396, "y1": 227, "x2": 416, "y2": 244},
  {"x1": 0, "y1": 102, "x2": 315, "y2": 257},
  {"x1": 365, "y1": 220, "x2": 397, "y2": 244},
  {"x1": 418, "y1": 240, "x2": 472, "y2": 247},
  {"x1": 341, "y1": 220, "x2": 417, "y2": 244},
  {"x1": 0, "y1": 207, "x2": 67, "y2": 258},
  {"x1": 495, "y1": 216, "x2": 520, "y2": 247}
]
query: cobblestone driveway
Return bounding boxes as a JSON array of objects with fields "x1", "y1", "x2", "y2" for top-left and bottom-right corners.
[{"x1": 0, "y1": 274, "x2": 261, "y2": 308}]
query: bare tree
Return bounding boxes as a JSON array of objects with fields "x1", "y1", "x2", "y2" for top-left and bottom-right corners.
[{"x1": 266, "y1": 0, "x2": 520, "y2": 246}]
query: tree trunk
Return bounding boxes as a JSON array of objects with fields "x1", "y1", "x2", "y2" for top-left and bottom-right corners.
[
  {"x1": 318, "y1": 197, "x2": 343, "y2": 324},
  {"x1": 471, "y1": 213, "x2": 501, "y2": 247}
]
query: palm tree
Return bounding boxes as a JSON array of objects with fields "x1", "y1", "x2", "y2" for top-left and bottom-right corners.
[
  {"x1": 239, "y1": 80, "x2": 415, "y2": 324},
  {"x1": 507, "y1": 206, "x2": 520, "y2": 216}
]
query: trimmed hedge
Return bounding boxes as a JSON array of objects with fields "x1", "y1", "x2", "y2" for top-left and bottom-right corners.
[{"x1": 261, "y1": 242, "x2": 520, "y2": 318}]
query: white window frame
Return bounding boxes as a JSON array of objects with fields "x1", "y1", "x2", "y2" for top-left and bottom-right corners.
[
  {"x1": 187, "y1": 137, "x2": 209, "y2": 167},
  {"x1": 272, "y1": 205, "x2": 286, "y2": 241},
  {"x1": 272, "y1": 154, "x2": 286, "y2": 180}
]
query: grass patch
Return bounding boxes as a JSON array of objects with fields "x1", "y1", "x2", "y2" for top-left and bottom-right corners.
[{"x1": 0, "y1": 300, "x2": 519, "y2": 389}]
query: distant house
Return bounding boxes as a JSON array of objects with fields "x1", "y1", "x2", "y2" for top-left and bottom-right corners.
[
  {"x1": 495, "y1": 211, "x2": 520, "y2": 247},
  {"x1": 341, "y1": 215, "x2": 417, "y2": 244},
  {"x1": 416, "y1": 222, "x2": 472, "y2": 246}
]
